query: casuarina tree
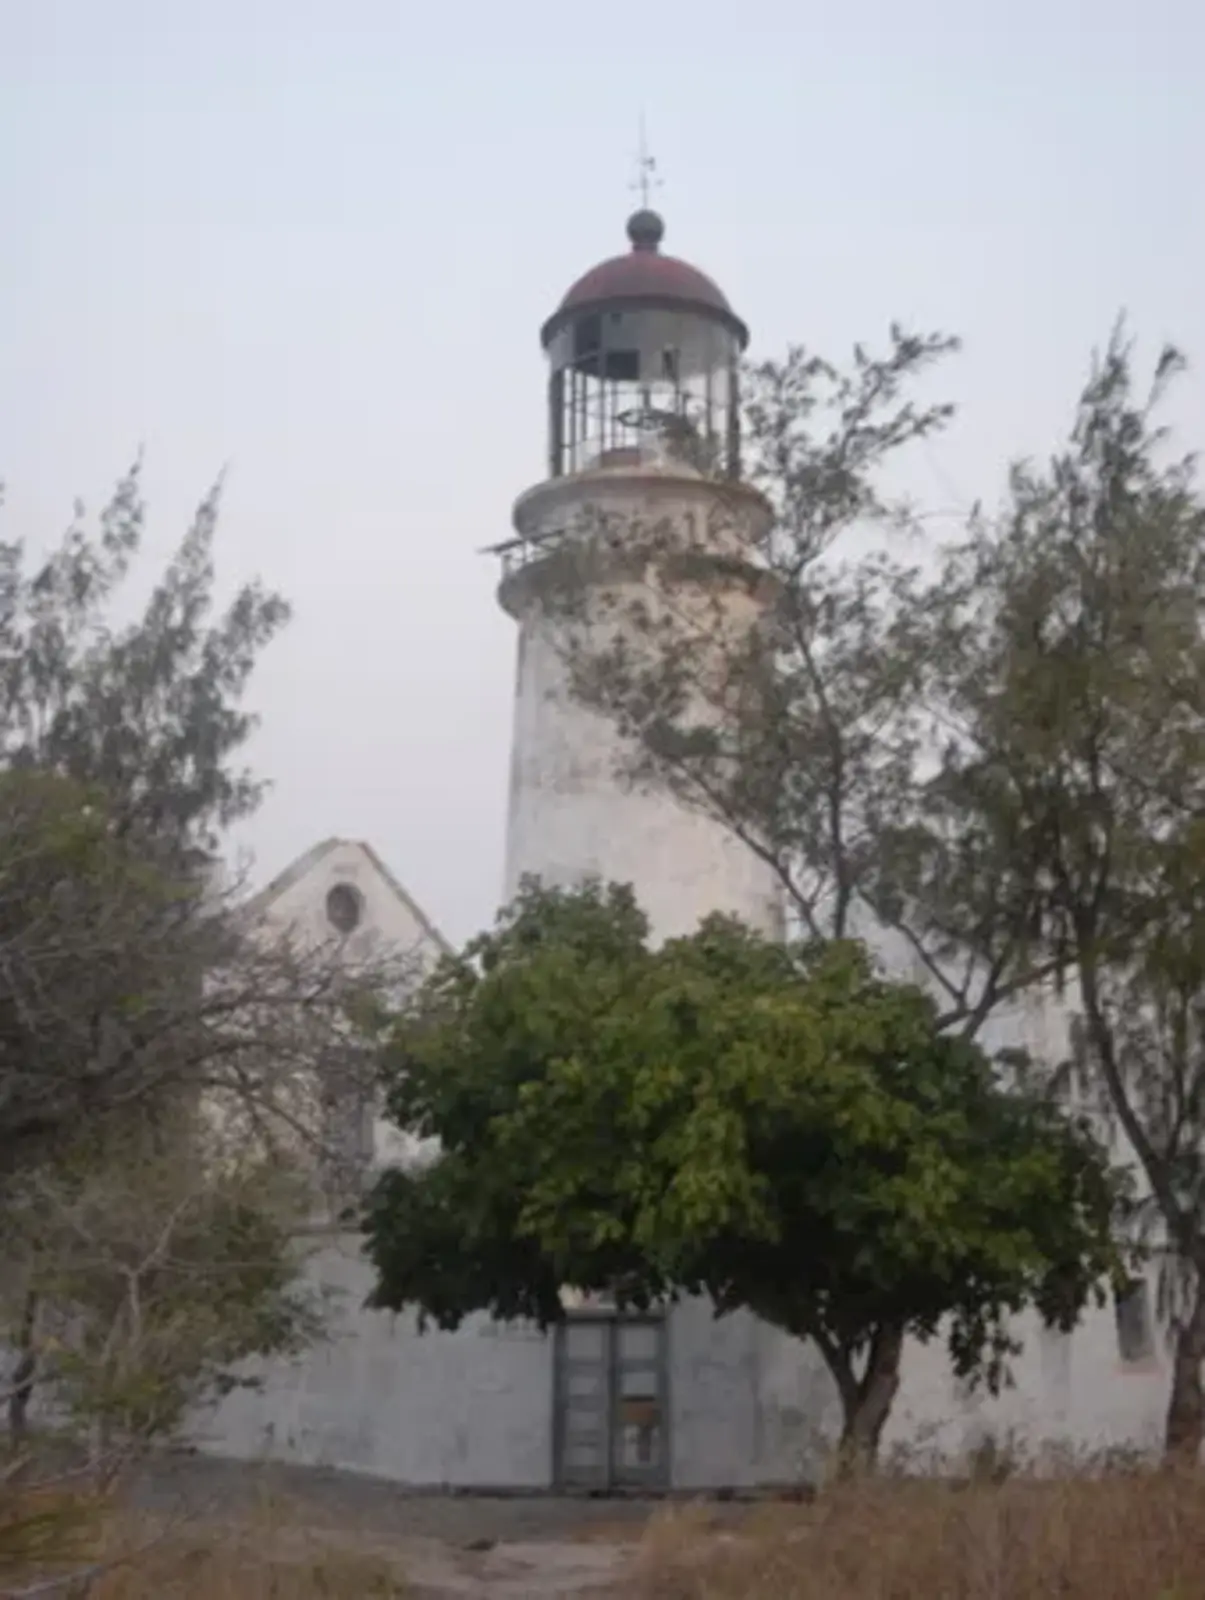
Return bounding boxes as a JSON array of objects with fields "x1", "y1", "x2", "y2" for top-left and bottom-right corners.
[
  {"x1": 0, "y1": 464, "x2": 389, "y2": 1451},
  {"x1": 924, "y1": 328, "x2": 1205, "y2": 1460}
]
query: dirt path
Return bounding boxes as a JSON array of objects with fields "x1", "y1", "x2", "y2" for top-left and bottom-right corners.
[
  {"x1": 360, "y1": 1534, "x2": 635, "y2": 1597},
  {"x1": 125, "y1": 1454, "x2": 659, "y2": 1595}
]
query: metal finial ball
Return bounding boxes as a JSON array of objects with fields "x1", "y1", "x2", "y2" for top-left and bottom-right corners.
[{"x1": 626, "y1": 209, "x2": 665, "y2": 251}]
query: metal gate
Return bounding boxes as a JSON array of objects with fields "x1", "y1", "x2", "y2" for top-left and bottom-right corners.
[{"x1": 553, "y1": 1315, "x2": 669, "y2": 1489}]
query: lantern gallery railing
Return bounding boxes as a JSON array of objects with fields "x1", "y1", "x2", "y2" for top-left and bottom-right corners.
[{"x1": 484, "y1": 523, "x2": 570, "y2": 581}]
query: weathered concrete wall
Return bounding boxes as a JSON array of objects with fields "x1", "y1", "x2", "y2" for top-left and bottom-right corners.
[
  {"x1": 721, "y1": 1291, "x2": 1169, "y2": 1480},
  {"x1": 197, "y1": 1235, "x2": 555, "y2": 1487},
  {"x1": 194, "y1": 1242, "x2": 1169, "y2": 1487},
  {"x1": 885, "y1": 1298, "x2": 1167, "y2": 1468},
  {"x1": 667, "y1": 1299, "x2": 836, "y2": 1487},
  {"x1": 665, "y1": 1289, "x2": 1170, "y2": 1487},
  {"x1": 666, "y1": 1299, "x2": 759, "y2": 1488},
  {"x1": 200, "y1": 1264, "x2": 825, "y2": 1492}
]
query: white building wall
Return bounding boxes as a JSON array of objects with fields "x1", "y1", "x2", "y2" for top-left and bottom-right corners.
[
  {"x1": 742, "y1": 1307, "x2": 1162, "y2": 1481},
  {"x1": 662, "y1": 1289, "x2": 1167, "y2": 1488},
  {"x1": 198, "y1": 1234, "x2": 554, "y2": 1486},
  {"x1": 245, "y1": 838, "x2": 445, "y2": 1169},
  {"x1": 196, "y1": 841, "x2": 554, "y2": 1478}
]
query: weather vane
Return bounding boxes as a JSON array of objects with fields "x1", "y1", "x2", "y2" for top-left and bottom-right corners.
[{"x1": 630, "y1": 113, "x2": 662, "y2": 210}]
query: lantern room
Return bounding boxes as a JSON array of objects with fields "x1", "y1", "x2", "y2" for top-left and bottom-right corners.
[{"x1": 540, "y1": 210, "x2": 748, "y2": 481}]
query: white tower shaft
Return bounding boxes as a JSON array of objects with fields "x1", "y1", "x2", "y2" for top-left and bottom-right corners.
[{"x1": 500, "y1": 465, "x2": 782, "y2": 944}]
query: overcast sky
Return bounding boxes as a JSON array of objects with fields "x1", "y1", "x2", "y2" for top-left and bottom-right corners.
[{"x1": 2, "y1": 0, "x2": 1203, "y2": 944}]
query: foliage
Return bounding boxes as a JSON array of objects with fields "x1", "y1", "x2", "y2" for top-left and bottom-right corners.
[
  {"x1": 0, "y1": 769, "x2": 203, "y2": 1172},
  {"x1": 365, "y1": 883, "x2": 653, "y2": 1333},
  {"x1": 0, "y1": 745, "x2": 389, "y2": 1198},
  {"x1": 0, "y1": 464, "x2": 397, "y2": 1180},
  {"x1": 542, "y1": 311, "x2": 1205, "y2": 1461},
  {"x1": 1, "y1": 1104, "x2": 323, "y2": 1448},
  {"x1": 925, "y1": 325, "x2": 1205, "y2": 1457},
  {"x1": 546, "y1": 328, "x2": 1046, "y2": 1032},
  {"x1": 365, "y1": 881, "x2": 1120, "y2": 1458},
  {"x1": 0, "y1": 465, "x2": 391, "y2": 1461},
  {"x1": 0, "y1": 461, "x2": 288, "y2": 863},
  {"x1": 0, "y1": 462, "x2": 291, "y2": 1170}
]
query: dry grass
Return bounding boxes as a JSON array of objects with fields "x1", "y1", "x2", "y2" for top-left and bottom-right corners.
[
  {"x1": 634, "y1": 1470, "x2": 1205, "y2": 1598},
  {"x1": 0, "y1": 1481, "x2": 411, "y2": 1598},
  {"x1": 9, "y1": 1465, "x2": 1205, "y2": 1598}
]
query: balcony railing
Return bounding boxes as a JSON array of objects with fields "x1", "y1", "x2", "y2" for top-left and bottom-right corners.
[{"x1": 485, "y1": 523, "x2": 570, "y2": 581}]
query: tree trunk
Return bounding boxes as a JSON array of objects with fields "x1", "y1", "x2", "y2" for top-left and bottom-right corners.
[
  {"x1": 7, "y1": 1292, "x2": 39, "y2": 1440},
  {"x1": 1165, "y1": 1267, "x2": 1205, "y2": 1464},
  {"x1": 836, "y1": 1322, "x2": 905, "y2": 1474}
]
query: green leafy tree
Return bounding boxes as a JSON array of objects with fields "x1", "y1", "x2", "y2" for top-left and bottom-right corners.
[
  {"x1": 365, "y1": 881, "x2": 1120, "y2": 1465},
  {"x1": 926, "y1": 327, "x2": 1205, "y2": 1460}
]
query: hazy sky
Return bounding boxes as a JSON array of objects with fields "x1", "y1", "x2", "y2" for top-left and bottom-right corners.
[{"x1": 2, "y1": 0, "x2": 1203, "y2": 943}]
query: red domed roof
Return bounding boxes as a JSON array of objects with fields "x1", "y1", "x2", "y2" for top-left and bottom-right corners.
[{"x1": 540, "y1": 211, "x2": 748, "y2": 349}]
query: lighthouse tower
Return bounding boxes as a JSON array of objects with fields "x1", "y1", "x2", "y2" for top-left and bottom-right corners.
[{"x1": 495, "y1": 207, "x2": 783, "y2": 943}]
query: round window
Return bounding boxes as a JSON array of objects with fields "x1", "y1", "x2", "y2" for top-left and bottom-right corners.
[{"x1": 325, "y1": 883, "x2": 363, "y2": 935}]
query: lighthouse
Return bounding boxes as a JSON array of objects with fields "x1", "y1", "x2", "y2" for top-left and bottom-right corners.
[{"x1": 494, "y1": 206, "x2": 783, "y2": 944}]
